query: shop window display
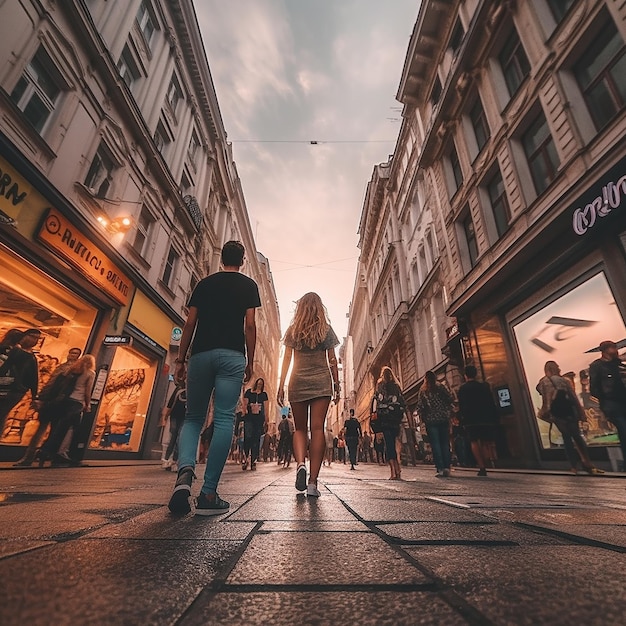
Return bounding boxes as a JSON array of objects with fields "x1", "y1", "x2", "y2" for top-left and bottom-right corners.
[
  {"x1": 0, "y1": 247, "x2": 96, "y2": 445},
  {"x1": 89, "y1": 344, "x2": 156, "y2": 452},
  {"x1": 513, "y1": 272, "x2": 626, "y2": 449}
]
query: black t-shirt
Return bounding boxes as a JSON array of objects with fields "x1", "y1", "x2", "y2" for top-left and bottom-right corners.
[
  {"x1": 244, "y1": 389, "x2": 268, "y2": 418},
  {"x1": 167, "y1": 387, "x2": 187, "y2": 422},
  {"x1": 189, "y1": 272, "x2": 261, "y2": 355},
  {"x1": 344, "y1": 417, "x2": 361, "y2": 438}
]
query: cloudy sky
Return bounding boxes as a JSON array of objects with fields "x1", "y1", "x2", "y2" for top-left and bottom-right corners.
[{"x1": 196, "y1": 1, "x2": 419, "y2": 338}]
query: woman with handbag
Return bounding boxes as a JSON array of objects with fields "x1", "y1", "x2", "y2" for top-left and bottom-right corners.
[
  {"x1": 371, "y1": 366, "x2": 406, "y2": 480},
  {"x1": 416, "y1": 371, "x2": 454, "y2": 477},
  {"x1": 536, "y1": 360, "x2": 602, "y2": 475},
  {"x1": 242, "y1": 377, "x2": 268, "y2": 470}
]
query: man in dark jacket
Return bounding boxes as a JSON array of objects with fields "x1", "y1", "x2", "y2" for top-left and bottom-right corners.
[
  {"x1": 457, "y1": 365, "x2": 498, "y2": 476},
  {"x1": 0, "y1": 328, "x2": 40, "y2": 436},
  {"x1": 589, "y1": 340, "x2": 626, "y2": 466},
  {"x1": 343, "y1": 409, "x2": 362, "y2": 470}
]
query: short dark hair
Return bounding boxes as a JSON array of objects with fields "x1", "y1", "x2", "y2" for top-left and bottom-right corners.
[
  {"x1": 464, "y1": 365, "x2": 477, "y2": 379},
  {"x1": 221, "y1": 241, "x2": 245, "y2": 267}
]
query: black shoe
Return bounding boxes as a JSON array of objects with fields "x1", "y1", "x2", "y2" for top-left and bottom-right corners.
[
  {"x1": 168, "y1": 467, "x2": 195, "y2": 514},
  {"x1": 295, "y1": 464, "x2": 307, "y2": 491},
  {"x1": 477, "y1": 468, "x2": 488, "y2": 477},
  {"x1": 251, "y1": 461, "x2": 257, "y2": 471},
  {"x1": 350, "y1": 465, "x2": 355, "y2": 470},
  {"x1": 195, "y1": 492, "x2": 230, "y2": 516}
]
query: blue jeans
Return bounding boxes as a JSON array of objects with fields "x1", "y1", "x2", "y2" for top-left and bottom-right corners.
[
  {"x1": 178, "y1": 349, "x2": 246, "y2": 494},
  {"x1": 426, "y1": 421, "x2": 451, "y2": 472}
]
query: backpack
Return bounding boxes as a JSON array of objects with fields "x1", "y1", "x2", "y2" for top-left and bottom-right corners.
[{"x1": 549, "y1": 377, "x2": 575, "y2": 420}]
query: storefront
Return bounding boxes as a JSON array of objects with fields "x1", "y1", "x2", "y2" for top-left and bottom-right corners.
[
  {"x1": 0, "y1": 148, "x2": 174, "y2": 461},
  {"x1": 464, "y1": 155, "x2": 626, "y2": 469}
]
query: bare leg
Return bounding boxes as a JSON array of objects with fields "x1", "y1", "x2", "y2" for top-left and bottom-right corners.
[
  {"x1": 308, "y1": 397, "x2": 330, "y2": 484},
  {"x1": 291, "y1": 401, "x2": 309, "y2": 465}
]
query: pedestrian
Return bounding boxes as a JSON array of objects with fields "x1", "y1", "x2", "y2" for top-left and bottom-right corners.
[
  {"x1": 324, "y1": 427, "x2": 334, "y2": 466},
  {"x1": 0, "y1": 328, "x2": 41, "y2": 438},
  {"x1": 361, "y1": 430, "x2": 373, "y2": 463},
  {"x1": 39, "y1": 354, "x2": 96, "y2": 466},
  {"x1": 343, "y1": 409, "x2": 362, "y2": 470},
  {"x1": 160, "y1": 383, "x2": 186, "y2": 471},
  {"x1": 242, "y1": 377, "x2": 268, "y2": 471},
  {"x1": 457, "y1": 365, "x2": 499, "y2": 476},
  {"x1": 168, "y1": 240, "x2": 261, "y2": 516},
  {"x1": 374, "y1": 431, "x2": 386, "y2": 464},
  {"x1": 14, "y1": 347, "x2": 82, "y2": 467},
  {"x1": 589, "y1": 340, "x2": 626, "y2": 467},
  {"x1": 416, "y1": 371, "x2": 454, "y2": 477},
  {"x1": 337, "y1": 432, "x2": 346, "y2": 463},
  {"x1": 277, "y1": 292, "x2": 340, "y2": 497},
  {"x1": 277, "y1": 413, "x2": 293, "y2": 467},
  {"x1": 371, "y1": 366, "x2": 407, "y2": 480},
  {"x1": 538, "y1": 360, "x2": 602, "y2": 475}
]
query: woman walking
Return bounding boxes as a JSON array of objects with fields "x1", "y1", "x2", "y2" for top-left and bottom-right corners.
[
  {"x1": 371, "y1": 366, "x2": 407, "y2": 480},
  {"x1": 39, "y1": 354, "x2": 95, "y2": 466},
  {"x1": 417, "y1": 371, "x2": 454, "y2": 477},
  {"x1": 242, "y1": 377, "x2": 268, "y2": 470},
  {"x1": 277, "y1": 293, "x2": 340, "y2": 497},
  {"x1": 537, "y1": 361, "x2": 602, "y2": 475}
]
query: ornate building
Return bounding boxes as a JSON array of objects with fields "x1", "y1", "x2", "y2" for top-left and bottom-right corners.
[
  {"x1": 0, "y1": 0, "x2": 280, "y2": 461},
  {"x1": 349, "y1": 0, "x2": 626, "y2": 469}
]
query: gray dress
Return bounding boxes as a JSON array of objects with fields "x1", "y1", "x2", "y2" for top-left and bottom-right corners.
[{"x1": 284, "y1": 326, "x2": 339, "y2": 402}]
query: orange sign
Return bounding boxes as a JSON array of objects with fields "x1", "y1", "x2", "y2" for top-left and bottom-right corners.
[{"x1": 37, "y1": 209, "x2": 132, "y2": 305}]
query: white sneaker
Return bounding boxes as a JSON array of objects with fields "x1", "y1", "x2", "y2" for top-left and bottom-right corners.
[
  {"x1": 306, "y1": 483, "x2": 320, "y2": 498},
  {"x1": 170, "y1": 462, "x2": 178, "y2": 473},
  {"x1": 162, "y1": 459, "x2": 172, "y2": 470}
]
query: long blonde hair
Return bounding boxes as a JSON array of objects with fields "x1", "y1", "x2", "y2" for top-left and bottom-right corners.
[
  {"x1": 286, "y1": 292, "x2": 330, "y2": 349},
  {"x1": 68, "y1": 354, "x2": 96, "y2": 375}
]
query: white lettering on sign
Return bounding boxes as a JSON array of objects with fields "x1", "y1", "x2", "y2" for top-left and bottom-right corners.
[{"x1": 572, "y1": 174, "x2": 626, "y2": 235}]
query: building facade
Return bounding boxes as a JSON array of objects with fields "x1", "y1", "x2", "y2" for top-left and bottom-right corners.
[
  {"x1": 350, "y1": 0, "x2": 626, "y2": 469},
  {"x1": 0, "y1": 0, "x2": 280, "y2": 461}
]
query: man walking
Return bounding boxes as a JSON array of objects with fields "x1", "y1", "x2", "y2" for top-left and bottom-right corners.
[
  {"x1": 168, "y1": 241, "x2": 261, "y2": 516},
  {"x1": 457, "y1": 365, "x2": 499, "y2": 476},
  {"x1": 589, "y1": 340, "x2": 626, "y2": 467},
  {"x1": 343, "y1": 409, "x2": 362, "y2": 470}
]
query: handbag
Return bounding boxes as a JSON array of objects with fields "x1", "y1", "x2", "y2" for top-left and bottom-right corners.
[{"x1": 548, "y1": 377, "x2": 576, "y2": 420}]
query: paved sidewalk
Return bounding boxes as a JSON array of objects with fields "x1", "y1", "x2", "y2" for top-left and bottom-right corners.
[{"x1": 1, "y1": 461, "x2": 625, "y2": 625}]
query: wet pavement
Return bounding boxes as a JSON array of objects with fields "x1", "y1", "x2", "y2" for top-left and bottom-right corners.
[{"x1": 0, "y1": 460, "x2": 625, "y2": 625}]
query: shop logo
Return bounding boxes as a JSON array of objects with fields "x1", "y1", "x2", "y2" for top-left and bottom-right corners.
[
  {"x1": 171, "y1": 326, "x2": 182, "y2": 343},
  {"x1": 572, "y1": 174, "x2": 626, "y2": 235}
]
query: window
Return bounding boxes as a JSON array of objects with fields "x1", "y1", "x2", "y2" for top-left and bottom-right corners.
[
  {"x1": 131, "y1": 206, "x2": 154, "y2": 257},
  {"x1": 136, "y1": 1, "x2": 155, "y2": 46},
  {"x1": 450, "y1": 145, "x2": 463, "y2": 192},
  {"x1": 188, "y1": 130, "x2": 200, "y2": 165},
  {"x1": 470, "y1": 98, "x2": 490, "y2": 153},
  {"x1": 166, "y1": 75, "x2": 182, "y2": 114},
  {"x1": 10, "y1": 47, "x2": 62, "y2": 133},
  {"x1": 522, "y1": 111, "x2": 559, "y2": 194},
  {"x1": 547, "y1": 0, "x2": 575, "y2": 22},
  {"x1": 462, "y1": 214, "x2": 479, "y2": 268},
  {"x1": 84, "y1": 144, "x2": 116, "y2": 197},
  {"x1": 574, "y1": 21, "x2": 626, "y2": 131},
  {"x1": 487, "y1": 169, "x2": 510, "y2": 238},
  {"x1": 499, "y1": 28, "x2": 530, "y2": 96},
  {"x1": 431, "y1": 76, "x2": 442, "y2": 106},
  {"x1": 162, "y1": 246, "x2": 179, "y2": 287},
  {"x1": 154, "y1": 121, "x2": 170, "y2": 155},
  {"x1": 117, "y1": 45, "x2": 140, "y2": 88},
  {"x1": 449, "y1": 19, "x2": 465, "y2": 54},
  {"x1": 180, "y1": 171, "x2": 192, "y2": 197}
]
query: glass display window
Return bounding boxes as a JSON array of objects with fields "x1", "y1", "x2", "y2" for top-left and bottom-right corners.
[
  {"x1": 89, "y1": 343, "x2": 157, "y2": 452},
  {"x1": 0, "y1": 246, "x2": 97, "y2": 445},
  {"x1": 513, "y1": 272, "x2": 626, "y2": 449}
]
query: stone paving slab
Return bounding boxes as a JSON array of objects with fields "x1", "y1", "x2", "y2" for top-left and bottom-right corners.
[
  {"x1": 405, "y1": 545, "x2": 626, "y2": 625},
  {"x1": 227, "y1": 493, "x2": 355, "y2": 522},
  {"x1": 261, "y1": 520, "x2": 367, "y2": 531},
  {"x1": 228, "y1": 531, "x2": 430, "y2": 586},
  {"x1": 513, "y1": 523, "x2": 626, "y2": 549},
  {"x1": 86, "y1": 507, "x2": 257, "y2": 540},
  {"x1": 0, "y1": 538, "x2": 242, "y2": 626},
  {"x1": 375, "y1": 521, "x2": 571, "y2": 546},
  {"x1": 179, "y1": 591, "x2": 467, "y2": 626},
  {"x1": 483, "y1": 507, "x2": 626, "y2": 525},
  {"x1": 0, "y1": 538, "x2": 55, "y2": 558}
]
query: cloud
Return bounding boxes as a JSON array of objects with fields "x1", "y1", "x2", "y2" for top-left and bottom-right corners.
[{"x1": 197, "y1": 0, "x2": 418, "y2": 335}]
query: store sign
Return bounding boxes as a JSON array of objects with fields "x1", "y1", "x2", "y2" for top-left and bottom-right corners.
[
  {"x1": 103, "y1": 335, "x2": 132, "y2": 345},
  {"x1": 0, "y1": 156, "x2": 41, "y2": 227},
  {"x1": 571, "y1": 157, "x2": 626, "y2": 236},
  {"x1": 171, "y1": 326, "x2": 182, "y2": 343},
  {"x1": 37, "y1": 209, "x2": 131, "y2": 306}
]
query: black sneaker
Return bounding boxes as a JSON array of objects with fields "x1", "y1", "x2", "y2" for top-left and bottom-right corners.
[
  {"x1": 168, "y1": 467, "x2": 195, "y2": 514},
  {"x1": 477, "y1": 468, "x2": 488, "y2": 477},
  {"x1": 195, "y1": 492, "x2": 230, "y2": 516},
  {"x1": 295, "y1": 463, "x2": 307, "y2": 491}
]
